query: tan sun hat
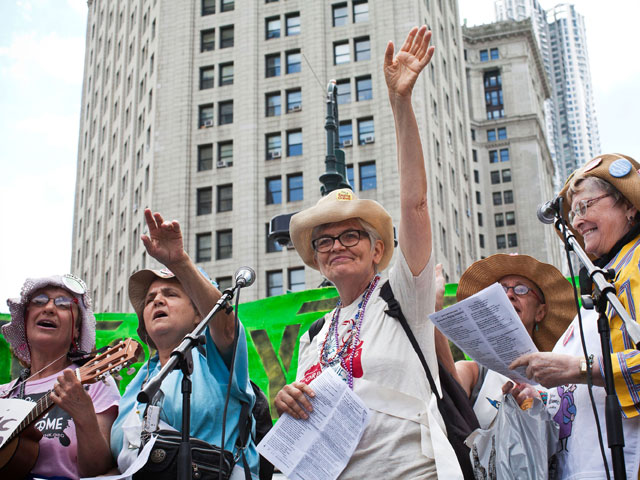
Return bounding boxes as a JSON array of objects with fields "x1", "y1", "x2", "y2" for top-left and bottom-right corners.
[
  {"x1": 290, "y1": 189, "x2": 394, "y2": 271},
  {"x1": 456, "y1": 254, "x2": 576, "y2": 352},
  {"x1": 557, "y1": 153, "x2": 640, "y2": 253}
]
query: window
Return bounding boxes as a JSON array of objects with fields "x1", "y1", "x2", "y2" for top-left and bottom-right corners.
[
  {"x1": 266, "y1": 92, "x2": 281, "y2": 116},
  {"x1": 266, "y1": 17, "x2": 280, "y2": 39},
  {"x1": 218, "y1": 100, "x2": 233, "y2": 124},
  {"x1": 221, "y1": 0, "x2": 234, "y2": 12},
  {"x1": 220, "y1": 25, "x2": 234, "y2": 48},
  {"x1": 498, "y1": 127, "x2": 507, "y2": 139},
  {"x1": 216, "y1": 230, "x2": 232, "y2": 260},
  {"x1": 339, "y1": 120, "x2": 352, "y2": 146},
  {"x1": 476, "y1": 191, "x2": 481, "y2": 204},
  {"x1": 202, "y1": 0, "x2": 215, "y2": 16},
  {"x1": 281, "y1": 133, "x2": 301, "y2": 160},
  {"x1": 266, "y1": 53, "x2": 281, "y2": 77},
  {"x1": 334, "y1": 41, "x2": 350, "y2": 64},
  {"x1": 286, "y1": 89, "x2": 301, "y2": 112},
  {"x1": 487, "y1": 129, "x2": 496, "y2": 142},
  {"x1": 355, "y1": 37, "x2": 370, "y2": 61},
  {"x1": 196, "y1": 233, "x2": 212, "y2": 262},
  {"x1": 503, "y1": 190, "x2": 513, "y2": 204},
  {"x1": 500, "y1": 148, "x2": 509, "y2": 162},
  {"x1": 218, "y1": 141, "x2": 233, "y2": 166},
  {"x1": 505, "y1": 211, "x2": 515, "y2": 225},
  {"x1": 216, "y1": 276, "x2": 233, "y2": 291},
  {"x1": 502, "y1": 168, "x2": 511, "y2": 182},
  {"x1": 356, "y1": 76, "x2": 372, "y2": 101},
  {"x1": 508, "y1": 233, "x2": 518, "y2": 248},
  {"x1": 219, "y1": 62, "x2": 233, "y2": 85},
  {"x1": 197, "y1": 187, "x2": 212, "y2": 215},
  {"x1": 477, "y1": 212, "x2": 483, "y2": 227},
  {"x1": 474, "y1": 170, "x2": 480, "y2": 183},
  {"x1": 490, "y1": 171, "x2": 500, "y2": 184},
  {"x1": 484, "y1": 70, "x2": 504, "y2": 119},
  {"x1": 494, "y1": 213, "x2": 504, "y2": 227},
  {"x1": 336, "y1": 79, "x2": 350, "y2": 104},
  {"x1": 288, "y1": 267, "x2": 305, "y2": 291},
  {"x1": 266, "y1": 177, "x2": 282, "y2": 204},
  {"x1": 353, "y1": 0, "x2": 369, "y2": 22},
  {"x1": 287, "y1": 173, "x2": 303, "y2": 202},
  {"x1": 266, "y1": 223, "x2": 283, "y2": 253},
  {"x1": 493, "y1": 192, "x2": 502, "y2": 205},
  {"x1": 496, "y1": 234, "x2": 506, "y2": 249},
  {"x1": 286, "y1": 13, "x2": 300, "y2": 35},
  {"x1": 358, "y1": 118, "x2": 374, "y2": 145},
  {"x1": 346, "y1": 164, "x2": 354, "y2": 187},
  {"x1": 266, "y1": 133, "x2": 282, "y2": 159},
  {"x1": 479, "y1": 49, "x2": 488, "y2": 62},
  {"x1": 217, "y1": 184, "x2": 233, "y2": 212},
  {"x1": 479, "y1": 234, "x2": 485, "y2": 248},
  {"x1": 267, "y1": 270, "x2": 283, "y2": 297},
  {"x1": 286, "y1": 50, "x2": 301, "y2": 73},
  {"x1": 201, "y1": 29, "x2": 215, "y2": 52},
  {"x1": 199, "y1": 104, "x2": 213, "y2": 127},
  {"x1": 490, "y1": 47, "x2": 499, "y2": 60},
  {"x1": 332, "y1": 3, "x2": 348, "y2": 26},
  {"x1": 489, "y1": 150, "x2": 498, "y2": 163},
  {"x1": 472, "y1": 149, "x2": 478, "y2": 162},
  {"x1": 200, "y1": 66, "x2": 214, "y2": 89},
  {"x1": 359, "y1": 162, "x2": 376, "y2": 190}
]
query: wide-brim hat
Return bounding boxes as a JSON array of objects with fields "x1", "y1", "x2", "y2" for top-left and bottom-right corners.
[
  {"x1": 557, "y1": 153, "x2": 640, "y2": 253},
  {"x1": 3, "y1": 274, "x2": 96, "y2": 364},
  {"x1": 128, "y1": 268, "x2": 178, "y2": 351},
  {"x1": 456, "y1": 254, "x2": 576, "y2": 352},
  {"x1": 290, "y1": 189, "x2": 394, "y2": 271}
]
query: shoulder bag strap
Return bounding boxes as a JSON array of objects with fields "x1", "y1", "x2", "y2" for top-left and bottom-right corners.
[{"x1": 236, "y1": 401, "x2": 252, "y2": 480}]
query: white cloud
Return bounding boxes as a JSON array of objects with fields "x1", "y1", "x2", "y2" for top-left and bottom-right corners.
[
  {"x1": 66, "y1": 0, "x2": 87, "y2": 16},
  {"x1": 14, "y1": 113, "x2": 80, "y2": 150}
]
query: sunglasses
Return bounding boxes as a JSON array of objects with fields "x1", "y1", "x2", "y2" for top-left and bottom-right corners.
[
  {"x1": 311, "y1": 229, "x2": 369, "y2": 253},
  {"x1": 30, "y1": 294, "x2": 78, "y2": 310},
  {"x1": 500, "y1": 284, "x2": 543, "y2": 304}
]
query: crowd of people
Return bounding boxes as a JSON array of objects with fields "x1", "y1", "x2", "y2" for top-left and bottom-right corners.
[{"x1": 1, "y1": 25, "x2": 639, "y2": 480}]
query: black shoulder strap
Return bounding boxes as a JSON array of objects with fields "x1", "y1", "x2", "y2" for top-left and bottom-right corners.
[
  {"x1": 469, "y1": 363, "x2": 488, "y2": 406},
  {"x1": 307, "y1": 317, "x2": 326, "y2": 343},
  {"x1": 236, "y1": 401, "x2": 252, "y2": 480}
]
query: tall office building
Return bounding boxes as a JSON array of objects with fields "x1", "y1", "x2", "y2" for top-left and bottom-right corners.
[
  {"x1": 495, "y1": 0, "x2": 600, "y2": 185},
  {"x1": 71, "y1": 0, "x2": 476, "y2": 312},
  {"x1": 463, "y1": 19, "x2": 562, "y2": 266}
]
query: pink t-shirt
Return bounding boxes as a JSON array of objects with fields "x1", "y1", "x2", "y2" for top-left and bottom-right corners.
[{"x1": 1, "y1": 367, "x2": 120, "y2": 479}]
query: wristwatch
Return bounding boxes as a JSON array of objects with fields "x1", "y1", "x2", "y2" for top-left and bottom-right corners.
[{"x1": 579, "y1": 354, "x2": 594, "y2": 381}]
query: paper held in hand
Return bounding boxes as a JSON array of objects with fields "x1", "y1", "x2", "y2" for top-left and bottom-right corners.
[
  {"x1": 428, "y1": 282, "x2": 538, "y2": 384},
  {"x1": 257, "y1": 368, "x2": 370, "y2": 480}
]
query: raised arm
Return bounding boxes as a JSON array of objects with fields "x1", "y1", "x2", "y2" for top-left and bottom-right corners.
[
  {"x1": 383, "y1": 26, "x2": 435, "y2": 275},
  {"x1": 140, "y1": 208, "x2": 236, "y2": 355}
]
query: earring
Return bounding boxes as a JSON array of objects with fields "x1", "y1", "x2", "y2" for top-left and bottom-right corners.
[{"x1": 534, "y1": 324, "x2": 539, "y2": 332}]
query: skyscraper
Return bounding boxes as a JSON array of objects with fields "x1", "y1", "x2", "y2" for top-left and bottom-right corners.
[{"x1": 71, "y1": 0, "x2": 476, "y2": 312}]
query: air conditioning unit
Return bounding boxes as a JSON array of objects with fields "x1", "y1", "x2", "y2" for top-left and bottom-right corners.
[
  {"x1": 363, "y1": 135, "x2": 375, "y2": 144},
  {"x1": 343, "y1": 139, "x2": 353, "y2": 147},
  {"x1": 203, "y1": 119, "x2": 213, "y2": 128},
  {"x1": 290, "y1": 104, "x2": 302, "y2": 112},
  {"x1": 217, "y1": 160, "x2": 228, "y2": 168},
  {"x1": 271, "y1": 150, "x2": 282, "y2": 159}
]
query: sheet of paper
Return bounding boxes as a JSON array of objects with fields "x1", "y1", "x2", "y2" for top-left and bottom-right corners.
[
  {"x1": 0, "y1": 398, "x2": 36, "y2": 448},
  {"x1": 80, "y1": 435, "x2": 157, "y2": 480},
  {"x1": 257, "y1": 368, "x2": 370, "y2": 480},
  {"x1": 429, "y1": 282, "x2": 538, "y2": 384}
]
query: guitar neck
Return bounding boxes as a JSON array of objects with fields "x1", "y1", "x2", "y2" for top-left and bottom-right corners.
[{"x1": 7, "y1": 390, "x2": 55, "y2": 443}]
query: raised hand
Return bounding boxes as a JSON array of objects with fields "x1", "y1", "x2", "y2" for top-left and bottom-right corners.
[
  {"x1": 140, "y1": 208, "x2": 189, "y2": 268},
  {"x1": 384, "y1": 25, "x2": 435, "y2": 100}
]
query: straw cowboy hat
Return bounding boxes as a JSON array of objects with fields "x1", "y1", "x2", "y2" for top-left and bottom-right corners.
[
  {"x1": 290, "y1": 189, "x2": 394, "y2": 271},
  {"x1": 456, "y1": 254, "x2": 576, "y2": 352}
]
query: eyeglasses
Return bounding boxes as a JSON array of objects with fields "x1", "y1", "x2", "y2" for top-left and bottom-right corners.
[
  {"x1": 30, "y1": 294, "x2": 78, "y2": 310},
  {"x1": 568, "y1": 194, "x2": 610, "y2": 224},
  {"x1": 311, "y1": 229, "x2": 369, "y2": 253},
  {"x1": 501, "y1": 284, "x2": 543, "y2": 304}
]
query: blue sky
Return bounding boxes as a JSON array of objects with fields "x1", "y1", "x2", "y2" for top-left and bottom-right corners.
[{"x1": 0, "y1": 0, "x2": 638, "y2": 311}]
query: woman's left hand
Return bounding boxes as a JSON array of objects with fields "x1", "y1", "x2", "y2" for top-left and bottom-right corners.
[
  {"x1": 50, "y1": 369, "x2": 95, "y2": 424},
  {"x1": 384, "y1": 25, "x2": 435, "y2": 100},
  {"x1": 510, "y1": 352, "x2": 581, "y2": 388}
]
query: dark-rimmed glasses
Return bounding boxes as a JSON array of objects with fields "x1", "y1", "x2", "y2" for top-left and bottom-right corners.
[
  {"x1": 500, "y1": 284, "x2": 543, "y2": 304},
  {"x1": 311, "y1": 230, "x2": 369, "y2": 253},
  {"x1": 568, "y1": 194, "x2": 610, "y2": 224},
  {"x1": 30, "y1": 294, "x2": 78, "y2": 311}
]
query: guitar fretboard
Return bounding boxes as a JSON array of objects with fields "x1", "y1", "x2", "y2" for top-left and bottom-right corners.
[{"x1": 7, "y1": 389, "x2": 56, "y2": 443}]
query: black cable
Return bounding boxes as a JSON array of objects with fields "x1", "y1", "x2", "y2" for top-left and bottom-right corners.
[
  {"x1": 557, "y1": 199, "x2": 610, "y2": 479},
  {"x1": 219, "y1": 287, "x2": 241, "y2": 480}
]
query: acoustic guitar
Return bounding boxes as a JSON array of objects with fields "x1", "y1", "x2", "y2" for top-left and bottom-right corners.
[{"x1": 0, "y1": 339, "x2": 142, "y2": 478}]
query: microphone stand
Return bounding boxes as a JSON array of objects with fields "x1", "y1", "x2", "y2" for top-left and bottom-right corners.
[
  {"x1": 554, "y1": 215, "x2": 636, "y2": 480},
  {"x1": 137, "y1": 287, "x2": 237, "y2": 480}
]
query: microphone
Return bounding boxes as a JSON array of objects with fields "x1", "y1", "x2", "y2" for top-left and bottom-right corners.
[
  {"x1": 537, "y1": 197, "x2": 561, "y2": 224},
  {"x1": 234, "y1": 267, "x2": 256, "y2": 288}
]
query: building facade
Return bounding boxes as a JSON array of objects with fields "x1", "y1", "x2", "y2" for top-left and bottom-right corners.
[
  {"x1": 71, "y1": 0, "x2": 477, "y2": 312},
  {"x1": 463, "y1": 19, "x2": 562, "y2": 265}
]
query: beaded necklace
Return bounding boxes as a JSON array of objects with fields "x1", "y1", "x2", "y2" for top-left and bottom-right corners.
[{"x1": 319, "y1": 274, "x2": 380, "y2": 389}]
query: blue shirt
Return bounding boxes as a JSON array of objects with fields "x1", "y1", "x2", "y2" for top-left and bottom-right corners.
[{"x1": 110, "y1": 325, "x2": 259, "y2": 477}]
